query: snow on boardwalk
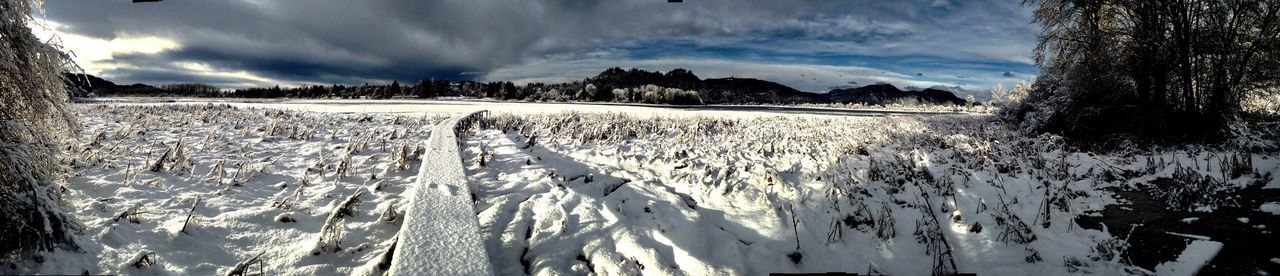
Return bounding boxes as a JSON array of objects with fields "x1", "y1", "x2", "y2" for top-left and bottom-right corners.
[{"x1": 389, "y1": 111, "x2": 494, "y2": 275}]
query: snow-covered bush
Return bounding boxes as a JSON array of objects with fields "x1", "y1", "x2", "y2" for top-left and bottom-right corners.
[
  {"x1": 1241, "y1": 88, "x2": 1280, "y2": 117},
  {"x1": 990, "y1": 83, "x2": 1007, "y2": 106},
  {"x1": 1, "y1": 0, "x2": 80, "y2": 261},
  {"x1": 639, "y1": 85, "x2": 661, "y2": 103},
  {"x1": 606, "y1": 84, "x2": 703, "y2": 105},
  {"x1": 1008, "y1": 80, "x2": 1032, "y2": 104},
  {"x1": 1145, "y1": 166, "x2": 1240, "y2": 212},
  {"x1": 611, "y1": 88, "x2": 628, "y2": 102},
  {"x1": 575, "y1": 83, "x2": 600, "y2": 101},
  {"x1": 997, "y1": 75, "x2": 1064, "y2": 134},
  {"x1": 988, "y1": 79, "x2": 1033, "y2": 113}
]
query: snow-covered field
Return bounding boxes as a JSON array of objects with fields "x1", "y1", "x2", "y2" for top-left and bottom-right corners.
[
  {"x1": 29, "y1": 104, "x2": 445, "y2": 275},
  {"x1": 462, "y1": 112, "x2": 1278, "y2": 275},
  {"x1": 13, "y1": 100, "x2": 1278, "y2": 275},
  {"x1": 87, "y1": 97, "x2": 956, "y2": 118}
]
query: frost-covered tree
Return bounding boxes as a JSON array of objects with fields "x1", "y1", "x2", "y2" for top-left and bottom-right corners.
[
  {"x1": 989, "y1": 83, "x2": 1007, "y2": 106},
  {"x1": 1008, "y1": 80, "x2": 1032, "y2": 104},
  {"x1": 413, "y1": 79, "x2": 436, "y2": 98},
  {"x1": 640, "y1": 84, "x2": 662, "y2": 104},
  {"x1": 1020, "y1": 0, "x2": 1280, "y2": 141},
  {"x1": 1, "y1": 0, "x2": 81, "y2": 262},
  {"x1": 574, "y1": 83, "x2": 598, "y2": 101},
  {"x1": 611, "y1": 88, "x2": 628, "y2": 102},
  {"x1": 385, "y1": 80, "x2": 401, "y2": 98},
  {"x1": 1243, "y1": 88, "x2": 1280, "y2": 115},
  {"x1": 626, "y1": 84, "x2": 703, "y2": 105}
]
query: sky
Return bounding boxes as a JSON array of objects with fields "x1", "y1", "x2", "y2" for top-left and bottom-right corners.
[{"x1": 36, "y1": 0, "x2": 1040, "y2": 99}]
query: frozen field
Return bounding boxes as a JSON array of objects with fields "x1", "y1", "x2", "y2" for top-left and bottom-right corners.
[
  {"x1": 31, "y1": 104, "x2": 445, "y2": 275},
  {"x1": 17, "y1": 101, "x2": 1279, "y2": 275},
  {"x1": 87, "y1": 97, "x2": 956, "y2": 118},
  {"x1": 463, "y1": 113, "x2": 1278, "y2": 275}
]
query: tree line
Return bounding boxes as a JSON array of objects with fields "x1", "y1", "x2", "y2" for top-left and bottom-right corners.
[
  {"x1": 85, "y1": 69, "x2": 708, "y2": 105},
  {"x1": 1007, "y1": 0, "x2": 1280, "y2": 142}
]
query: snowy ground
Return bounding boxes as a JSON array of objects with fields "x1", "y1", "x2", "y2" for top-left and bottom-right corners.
[
  {"x1": 87, "y1": 97, "x2": 958, "y2": 118},
  {"x1": 462, "y1": 112, "x2": 1278, "y2": 275},
  {"x1": 9, "y1": 99, "x2": 1278, "y2": 275},
  {"x1": 24, "y1": 104, "x2": 445, "y2": 275}
]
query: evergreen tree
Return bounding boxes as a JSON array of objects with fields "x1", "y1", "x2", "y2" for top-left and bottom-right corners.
[{"x1": 414, "y1": 79, "x2": 436, "y2": 98}]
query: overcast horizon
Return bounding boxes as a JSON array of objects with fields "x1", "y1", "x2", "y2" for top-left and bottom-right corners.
[{"x1": 39, "y1": 0, "x2": 1039, "y2": 98}]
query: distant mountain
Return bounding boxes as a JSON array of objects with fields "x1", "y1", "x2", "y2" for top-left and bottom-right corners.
[
  {"x1": 113, "y1": 83, "x2": 169, "y2": 95},
  {"x1": 588, "y1": 68, "x2": 828, "y2": 104},
  {"x1": 63, "y1": 73, "x2": 167, "y2": 96},
  {"x1": 66, "y1": 69, "x2": 970, "y2": 106},
  {"x1": 828, "y1": 83, "x2": 966, "y2": 105},
  {"x1": 916, "y1": 88, "x2": 968, "y2": 105},
  {"x1": 587, "y1": 68, "x2": 966, "y2": 105},
  {"x1": 700, "y1": 77, "x2": 829, "y2": 104},
  {"x1": 827, "y1": 83, "x2": 902, "y2": 104},
  {"x1": 590, "y1": 67, "x2": 700, "y2": 91},
  {"x1": 63, "y1": 73, "x2": 117, "y2": 96}
]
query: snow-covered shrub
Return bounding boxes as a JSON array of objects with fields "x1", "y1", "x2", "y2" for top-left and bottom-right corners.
[
  {"x1": 1008, "y1": 80, "x2": 1032, "y2": 104},
  {"x1": 989, "y1": 80, "x2": 1033, "y2": 116},
  {"x1": 526, "y1": 88, "x2": 566, "y2": 102},
  {"x1": 575, "y1": 83, "x2": 600, "y2": 101},
  {"x1": 1241, "y1": 87, "x2": 1280, "y2": 117},
  {"x1": 315, "y1": 190, "x2": 364, "y2": 254},
  {"x1": 635, "y1": 84, "x2": 702, "y2": 105},
  {"x1": 990, "y1": 83, "x2": 1007, "y2": 106},
  {"x1": 997, "y1": 74, "x2": 1066, "y2": 134},
  {"x1": 1144, "y1": 166, "x2": 1240, "y2": 212},
  {"x1": 640, "y1": 85, "x2": 662, "y2": 103},
  {"x1": 988, "y1": 80, "x2": 1033, "y2": 113},
  {"x1": 1, "y1": 0, "x2": 80, "y2": 261},
  {"x1": 611, "y1": 88, "x2": 628, "y2": 102}
]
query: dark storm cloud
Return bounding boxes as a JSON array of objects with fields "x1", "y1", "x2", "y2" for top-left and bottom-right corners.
[{"x1": 44, "y1": 0, "x2": 1038, "y2": 90}]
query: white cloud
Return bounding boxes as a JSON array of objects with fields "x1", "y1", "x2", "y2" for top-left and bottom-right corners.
[
  {"x1": 34, "y1": 20, "x2": 322, "y2": 88},
  {"x1": 41, "y1": 0, "x2": 1039, "y2": 91},
  {"x1": 32, "y1": 21, "x2": 177, "y2": 75}
]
